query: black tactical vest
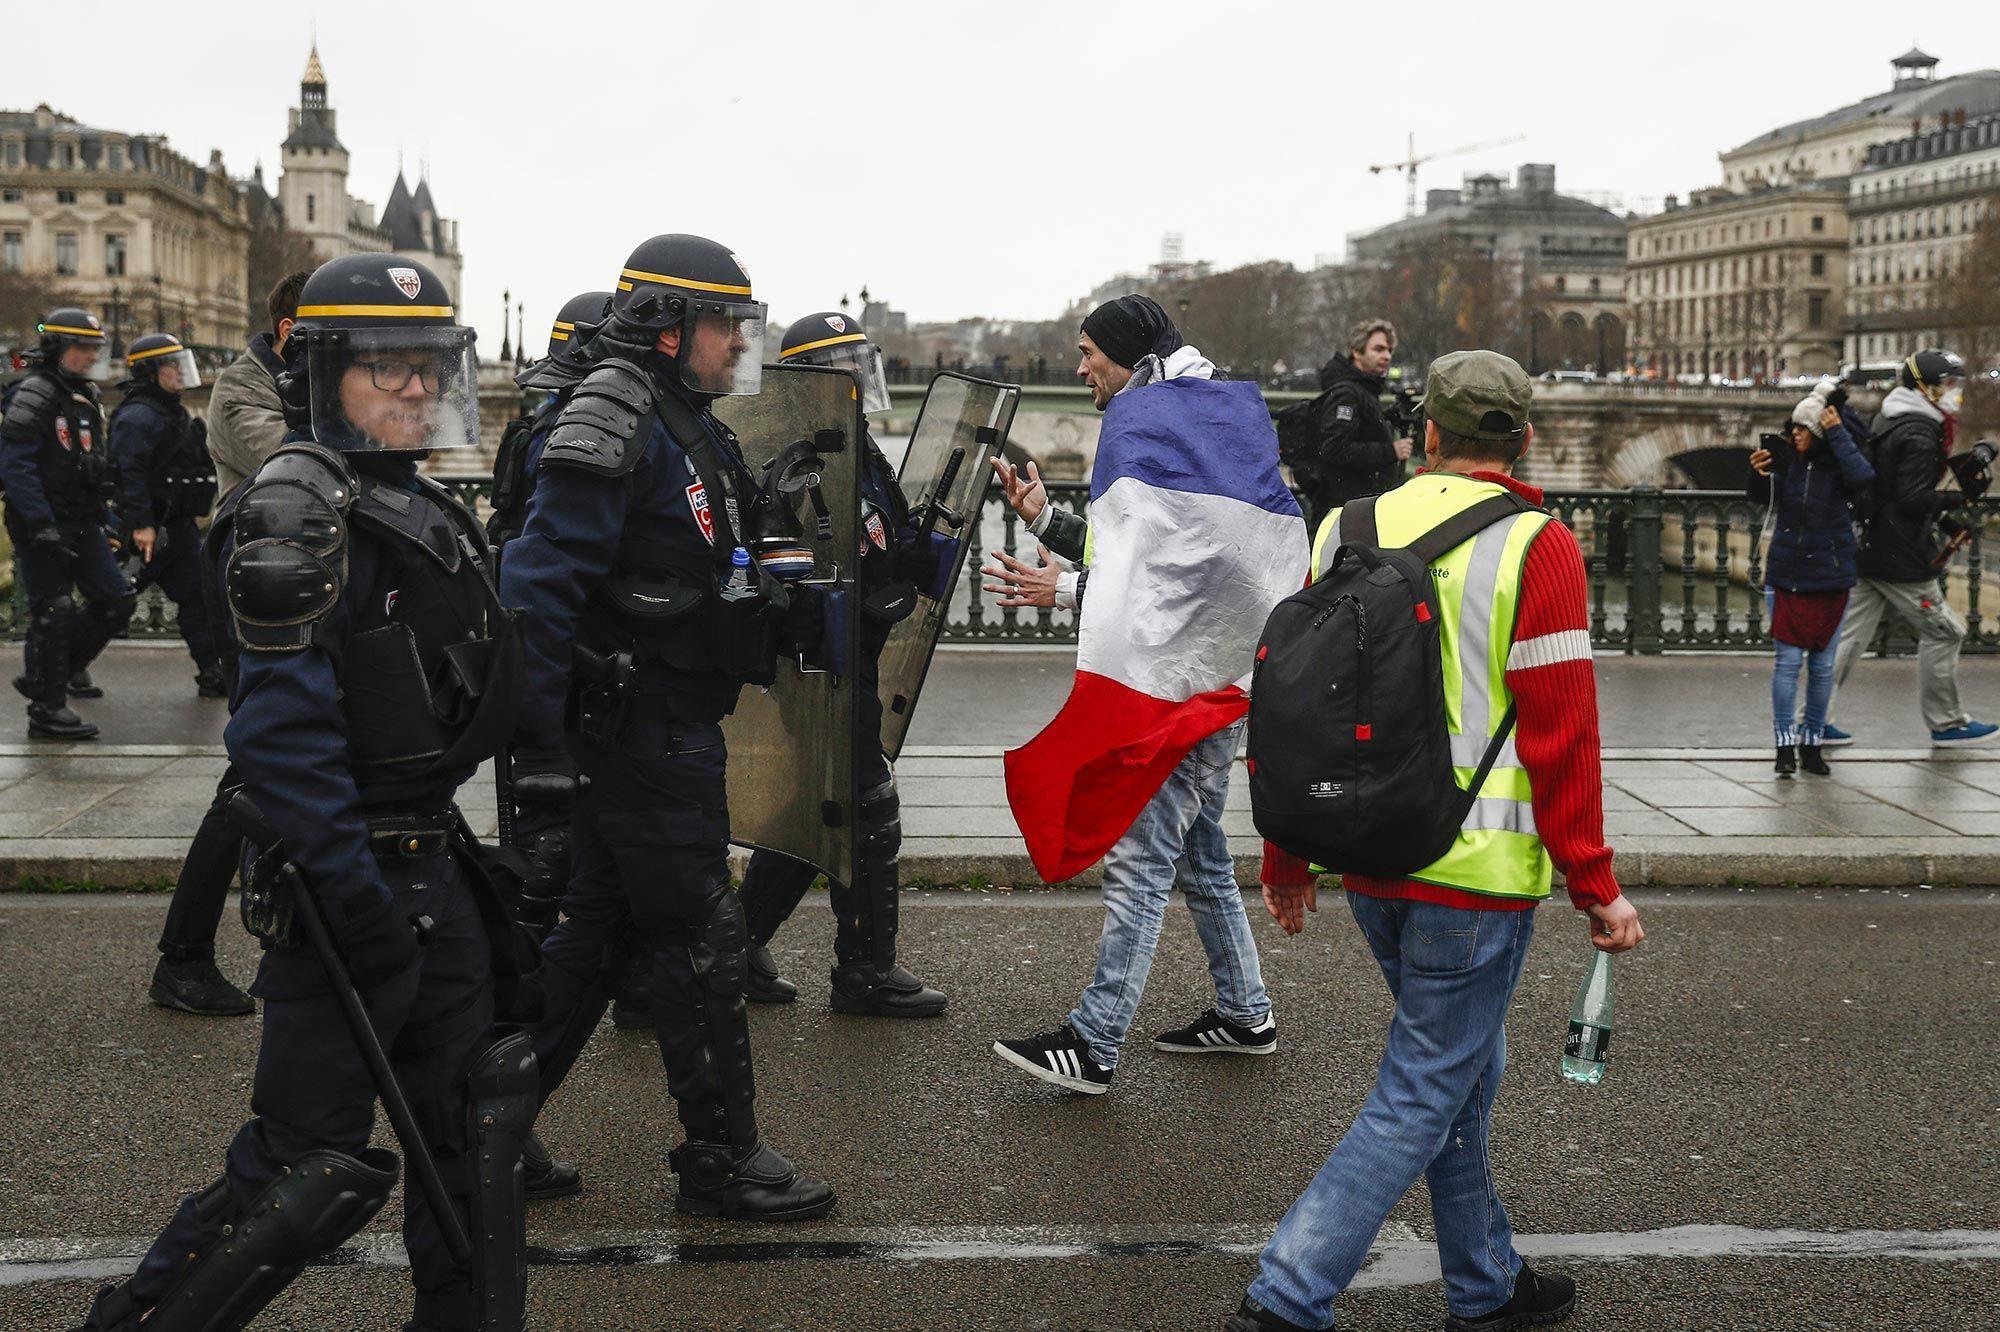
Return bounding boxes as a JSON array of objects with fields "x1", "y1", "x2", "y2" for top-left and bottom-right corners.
[
  {"x1": 11, "y1": 369, "x2": 114, "y2": 522},
  {"x1": 110, "y1": 387, "x2": 218, "y2": 523}
]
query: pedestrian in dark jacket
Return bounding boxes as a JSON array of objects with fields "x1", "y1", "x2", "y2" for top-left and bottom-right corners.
[
  {"x1": 1298, "y1": 319, "x2": 1412, "y2": 530},
  {"x1": 1748, "y1": 382, "x2": 1873, "y2": 774},
  {"x1": 1823, "y1": 348, "x2": 1997, "y2": 748}
]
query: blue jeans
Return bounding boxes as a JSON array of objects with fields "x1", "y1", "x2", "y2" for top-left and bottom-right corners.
[
  {"x1": 1247, "y1": 893, "x2": 1537, "y2": 1328},
  {"x1": 1768, "y1": 589, "x2": 1841, "y2": 745},
  {"x1": 1067, "y1": 719, "x2": 1269, "y2": 1069}
]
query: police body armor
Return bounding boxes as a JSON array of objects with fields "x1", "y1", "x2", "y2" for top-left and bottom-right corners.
[
  {"x1": 4, "y1": 367, "x2": 115, "y2": 522},
  {"x1": 214, "y1": 440, "x2": 522, "y2": 786},
  {"x1": 111, "y1": 387, "x2": 218, "y2": 524}
]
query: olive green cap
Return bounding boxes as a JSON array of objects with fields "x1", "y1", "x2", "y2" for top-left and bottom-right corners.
[{"x1": 1420, "y1": 350, "x2": 1531, "y2": 443}]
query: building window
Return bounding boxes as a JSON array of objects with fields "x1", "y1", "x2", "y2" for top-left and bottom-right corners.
[
  {"x1": 1589, "y1": 276, "x2": 1601, "y2": 295},
  {"x1": 1808, "y1": 294, "x2": 1825, "y2": 327},
  {"x1": 55, "y1": 189, "x2": 76, "y2": 205},
  {"x1": 2, "y1": 232, "x2": 21, "y2": 274},
  {"x1": 108, "y1": 145, "x2": 125, "y2": 171},
  {"x1": 2, "y1": 141, "x2": 18, "y2": 167},
  {"x1": 1810, "y1": 254, "x2": 1825, "y2": 276},
  {"x1": 105, "y1": 234, "x2": 126, "y2": 276},
  {"x1": 1, "y1": 188, "x2": 20, "y2": 204},
  {"x1": 1554, "y1": 276, "x2": 1566, "y2": 293},
  {"x1": 104, "y1": 189, "x2": 124, "y2": 206},
  {"x1": 55, "y1": 232, "x2": 78, "y2": 276},
  {"x1": 1811, "y1": 215, "x2": 1824, "y2": 233},
  {"x1": 306, "y1": 193, "x2": 316, "y2": 223},
  {"x1": 58, "y1": 144, "x2": 75, "y2": 167}
]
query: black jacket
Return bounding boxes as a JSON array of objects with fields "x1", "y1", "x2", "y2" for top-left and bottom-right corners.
[
  {"x1": 1858, "y1": 394, "x2": 1950, "y2": 583},
  {"x1": 1746, "y1": 412, "x2": 1873, "y2": 594},
  {"x1": 1303, "y1": 356, "x2": 1399, "y2": 526}
]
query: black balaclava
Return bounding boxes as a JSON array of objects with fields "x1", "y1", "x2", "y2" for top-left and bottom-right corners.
[{"x1": 1081, "y1": 295, "x2": 1184, "y2": 369}]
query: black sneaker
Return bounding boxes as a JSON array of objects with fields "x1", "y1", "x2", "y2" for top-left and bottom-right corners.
[
  {"x1": 1154, "y1": 1007, "x2": 1277, "y2": 1056},
  {"x1": 67, "y1": 669, "x2": 104, "y2": 699},
  {"x1": 992, "y1": 1022, "x2": 1112, "y2": 1095},
  {"x1": 1443, "y1": 1263, "x2": 1578, "y2": 1331},
  {"x1": 1223, "y1": 1296, "x2": 1313, "y2": 1331},
  {"x1": 194, "y1": 667, "x2": 228, "y2": 699},
  {"x1": 149, "y1": 955, "x2": 254, "y2": 1016},
  {"x1": 523, "y1": 1130, "x2": 582, "y2": 1200}
]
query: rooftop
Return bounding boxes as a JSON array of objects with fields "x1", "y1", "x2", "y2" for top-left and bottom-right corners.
[{"x1": 1727, "y1": 56, "x2": 2000, "y2": 155}]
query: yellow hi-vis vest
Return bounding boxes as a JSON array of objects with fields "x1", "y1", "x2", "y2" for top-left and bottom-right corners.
[{"x1": 1311, "y1": 474, "x2": 1555, "y2": 902}]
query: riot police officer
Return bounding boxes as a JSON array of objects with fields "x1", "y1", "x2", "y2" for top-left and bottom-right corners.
[
  {"x1": 0, "y1": 308, "x2": 136, "y2": 740},
  {"x1": 488, "y1": 290, "x2": 612, "y2": 550},
  {"x1": 500, "y1": 233, "x2": 836, "y2": 1221},
  {"x1": 83, "y1": 254, "x2": 535, "y2": 1332},
  {"x1": 735, "y1": 313, "x2": 948, "y2": 1017},
  {"x1": 107, "y1": 333, "x2": 223, "y2": 696}
]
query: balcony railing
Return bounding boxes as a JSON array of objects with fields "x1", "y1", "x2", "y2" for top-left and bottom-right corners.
[{"x1": 28, "y1": 481, "x2": 2000, "y2": 658}]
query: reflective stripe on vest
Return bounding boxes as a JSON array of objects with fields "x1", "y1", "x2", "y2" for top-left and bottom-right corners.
[{"x1": 1310, "y1": 475, "x2": 1554, "y2": 901}]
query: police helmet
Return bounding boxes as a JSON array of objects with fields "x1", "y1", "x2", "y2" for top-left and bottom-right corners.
[
  {"x1": 36, "y1": 308, "x2": 110, "y2": 382},
  {"x1": 517, "y1": 290, "x2": 612, "y2": 393},
  {"x1": 612, "y1": 234, "x2": 767, "y2": 397},
  {"x1": 124, "y1": 332, "x2": 202, "y2": 391},
  {"x1": 780, "y1": 311, "x2": 890, "y2": 415},
  {"x1": 285, "y1": 254, "x2": 478, "y2": 452}
]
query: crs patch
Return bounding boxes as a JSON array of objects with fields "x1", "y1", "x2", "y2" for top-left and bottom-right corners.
[
  {"x1": 865, "y1": 511, "x2": 888, "y2": 551},
  {"x1": 1334, "y1": 405, "x2": 1355, "y2": 422},
  {"x1": 686, "y1": 481, "x2": 715, "y2": 544},
  {"x1": 54, "y1": 417, "x2": 71, "y2": 450},
  {"x1": 388, "y1": 267, "x2": 423, "y2": 299}
]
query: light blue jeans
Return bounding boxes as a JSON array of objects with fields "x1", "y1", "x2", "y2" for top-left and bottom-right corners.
[
  {"x1": 1246, "y1": 893, "x2": 1537, "y2": 1328},
  {"x1": 1769, "y1": 589, "x2": 1842, "y2": 746},
  {"x1": 1066, "y1": 719, "x2": 1270, "y2": 1069}
]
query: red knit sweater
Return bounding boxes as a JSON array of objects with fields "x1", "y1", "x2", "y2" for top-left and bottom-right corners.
[{"x1": 1260, "y1": 471, "x2": 1622, "y2": 912}]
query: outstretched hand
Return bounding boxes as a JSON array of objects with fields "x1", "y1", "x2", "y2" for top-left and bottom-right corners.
[
  {"x1": 981, "y1": 544, "x2": 1060, "y2": 608},
  {"x1": 989, "y1": 457, "x2": 1047, "y2": 524}
]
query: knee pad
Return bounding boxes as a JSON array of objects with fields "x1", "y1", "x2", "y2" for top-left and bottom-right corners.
[
  {"x1": 446, "y1": 1032, "x2": 534, "y2": 1332},
  {"x1": 31, "y1": 593, "x2": 76, "y2": 629},
  {"x1": 859, "y1": 778, "x2": 902, "y2": 860},
  {"x1": 113, "y1": 1149, "x2": 397, "y2": 1332},
  {"x1": 692, "y1": 882, "x2": 748, "y2": 999}
]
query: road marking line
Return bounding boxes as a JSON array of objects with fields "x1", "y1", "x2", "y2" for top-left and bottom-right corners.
[{"x1": 4, "y1": 1224, "x2": 1998, "y2": 1289}]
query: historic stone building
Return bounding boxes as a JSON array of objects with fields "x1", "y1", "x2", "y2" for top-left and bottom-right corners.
[
  {"x1": 1844, "y1": 112, "x2": 2000, "y2": 366},
  {"x1": 1625, "y1": 183, "x2": 1848, "y2": 381},
  {"x1": 0, "y1": 105, "x2": 251, "y2": 354},
  {"x1": 1346, "y1": 164, "x2": 1627, "y2": 373},
  {"x1": 278, "y1": 46, "x2": 463, "y2": 298},
  {"x1": 1721, "y1": 48, "x2": 2000, "y2": 191}
]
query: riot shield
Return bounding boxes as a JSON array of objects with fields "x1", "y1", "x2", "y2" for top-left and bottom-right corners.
[
  {"x1": 877, "y1": 373, "x2": 1021, "y2": 760},
  {"x1": 715, "y1": 364, "x2": 863, "y2": 888}
]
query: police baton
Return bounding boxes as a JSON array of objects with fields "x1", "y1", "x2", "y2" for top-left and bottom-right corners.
[
  {"x1": 224, "y1": 791, "x2": 475, "y2": 1264},
  {"x1": 914, "y1": 445, "x2": 968, "y2": 534}
]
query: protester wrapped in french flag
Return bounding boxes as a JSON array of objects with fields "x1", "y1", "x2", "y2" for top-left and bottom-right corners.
[{"x1": 1006, "y1": 373, "x2": 1308, "y2": 881}]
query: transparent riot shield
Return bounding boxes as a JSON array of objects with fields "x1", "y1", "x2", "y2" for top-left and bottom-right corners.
[
  {"x1": 714, "y1": 364, "x2": 863, "y2": 887},
  {"x1": 876, "y1": 373, "x2": 1021, "y2": 761}
]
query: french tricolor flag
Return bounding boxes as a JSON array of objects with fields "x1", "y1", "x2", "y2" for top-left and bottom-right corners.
[{"x1": 1005, "y1": 378, "x2": 1308, "y2": 882}]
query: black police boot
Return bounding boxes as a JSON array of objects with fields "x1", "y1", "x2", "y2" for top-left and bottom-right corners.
[
  {"x1": 67, "y1": 668, "x2": 103, "y2": 699},
  {"x1": 1223, "y1": 1296, "x2": 1314, "y2": 1332},
  {"x1": 1443, "y1": 1263, "x2": 1578, "y2": 1331},
  {"x1": 1774, "y1": 744, "x2": 1796, "y2": 776},
  {"x1": 610, "y1": 964, "x2": 655, "y2": 1030},
  {"x1": 830, "y1": 961, "x2": 947, "y2": 1018},
  {"x1": 193, "y1": 666, "x2": 228, "y2": 699},
  {"x1": 27, "y1": 701, "x2": 98, "y2": 741},
  {"x1": 1800, "y1": 744, "x2": 1831, "y2": 776},
  {"x1": 10, "y1": 674, "x2": 31, "y2": 702},
  {"x1": 745, "y1": 943, "x2": 798, "y2": 1004},
  {"x1": 522, "y1": 1129, "x2": 582, "y2": 1200},
  {"x1": 669, "y1": 1139, "x2": 835, "y2": 1221},
  {"x1": 149, "y1": 954, "x2": 253, "y2": 1017}
]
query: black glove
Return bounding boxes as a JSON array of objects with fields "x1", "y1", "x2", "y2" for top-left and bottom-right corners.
[
  {"x1": 335, "y1": 890, "x2": 422, "y2": 992},
  {"x1": 28, "y1": 526, "x2": 72, "y2": 559},
  {"x1": 512, "y1": 740, "x2": 587, "y2": 812}
]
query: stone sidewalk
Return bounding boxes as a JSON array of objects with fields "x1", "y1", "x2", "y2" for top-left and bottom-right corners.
[{"x1": 4, "y1": 738, "x2": 2000, "y2": 889}]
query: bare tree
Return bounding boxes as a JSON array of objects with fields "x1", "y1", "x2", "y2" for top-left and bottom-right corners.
[
  {"x1": 1937, "y1": 195, "x2": 2000, "y2": 439},
  {"x1": 246, "y1": 210, "x2": 318, "y2": 329},
  {"x1": 0, "y1": 269, "x2": 62, "y2": 355},
  {"x1": 1344, "y1": 233, "x2": 1532, "y2": 374}
]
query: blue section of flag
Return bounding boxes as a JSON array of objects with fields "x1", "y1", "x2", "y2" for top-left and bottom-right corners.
[{"x1": 1090, "y1": 379, "x2": 1301, "y2": 518}]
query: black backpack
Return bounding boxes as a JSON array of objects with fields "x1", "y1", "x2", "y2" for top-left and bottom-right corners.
[
  {"x1": 1273, "y1": 394, "x2": 1325, "y2": 490},
  {"x1": 1247, "y1": 490, "x2": 1541, "y2": 877}
]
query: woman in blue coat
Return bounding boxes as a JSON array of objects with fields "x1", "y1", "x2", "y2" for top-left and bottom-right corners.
[{"x1": 1748, "y1": 386, "x2": 1875, "y2": 774}]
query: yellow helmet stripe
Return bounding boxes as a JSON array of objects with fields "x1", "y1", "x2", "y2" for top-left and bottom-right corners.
[
  {"x1": 549, "y1": 329, "x2": 570, "y2": 342},
  {"x1": 781, "y1": 331, "x2": 868, "y2": 359},
  {"x1": 41, "y1": 323, "x2": 106, "y2": 338},
  {"x1": 617, "y1": 268, "x2": 753, "y2": 297},
  {"x1": 295, "y1": 304, "x2": 455, "y2": 318},
  {"x1": 126, "y1": 343, "x2": 186, "y2": 361},
  {"x1": 552, "y1": 320, "x2": 576, "y2": 331}
]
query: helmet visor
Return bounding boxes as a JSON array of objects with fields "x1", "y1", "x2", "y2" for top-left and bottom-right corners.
[
  {"x1": 677, "y1": 301, "x2": 767, "y2": 397},
  {"x1": 130, "y1": 345, "x2": 202, "y2": 391},
  {"x1": 305, "y1": 327, "x2": 479, "y2": 452},
  {"x1": 787, "y1": 339, "x2": 890, "y2": 415}
]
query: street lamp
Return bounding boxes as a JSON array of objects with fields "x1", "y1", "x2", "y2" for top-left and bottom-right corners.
[
  {"x1": 499, "y1": 287, "x2": 512, "y2": 363},
  {"x1": 1701, "y1": 326, "x2": 1712, "y2": 382},
  {"x1": 152, "y1": 273, "x2": 163, "y2": 331},
  {"x1": 108, "y1": 283, "x2": 124, "y2": 360},
  {"x1": 516, "y1": 301, "x2": 525, "y2": 369}
]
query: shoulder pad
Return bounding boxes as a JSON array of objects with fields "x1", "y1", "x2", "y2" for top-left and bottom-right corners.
[
  {"x1": 224, "y1": 443, "x2": 355, "y2": 652},
  {"x1": 540, "y1": 358, "x2": 655, "y2": 478},
  {"x1": 2, "y1": 373, "x2": 62, "y2": 433}
]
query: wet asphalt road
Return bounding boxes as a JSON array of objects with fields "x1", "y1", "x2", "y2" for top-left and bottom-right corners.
[{"x1": 3, "y1": 887, "x2": 1998, "y2": 1329}]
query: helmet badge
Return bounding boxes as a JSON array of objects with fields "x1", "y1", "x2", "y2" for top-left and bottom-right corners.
[
  {"x1": 729, "y1": 253, "x2": 751, "y2": 282},
  {"x1": 388, "y1": 267, "x2": 423, "y2": 300},
  {"x1": 826, "y1": 316, "x2": 846, "y2": 333}
]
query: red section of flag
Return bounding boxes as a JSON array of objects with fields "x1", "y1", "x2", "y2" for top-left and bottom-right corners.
[{"x1": 1004, "y1": 671, "x2": 1248, "y2": 882}]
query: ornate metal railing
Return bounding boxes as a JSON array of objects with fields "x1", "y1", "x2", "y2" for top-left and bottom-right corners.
[{"x1": 20, "y1": 480, "x2": 2000, "y2": 657}]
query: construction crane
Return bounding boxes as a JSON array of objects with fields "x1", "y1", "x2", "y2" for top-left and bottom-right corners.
[{"x1": 1370, "y1": 132, "x2": 1528, "y2": 217}]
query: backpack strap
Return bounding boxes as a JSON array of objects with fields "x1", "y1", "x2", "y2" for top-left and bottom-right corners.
[
  {"x1": 1403, "y1": 491, "x2": 1540, "y2": 565},
  {"x1": 1341, "y1": 494, "x2": 1378, "y2": 547}
]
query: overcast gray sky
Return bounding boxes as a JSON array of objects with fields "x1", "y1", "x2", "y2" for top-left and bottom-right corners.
[{"x1": 9, "y1": 2, "x2": 1999, "y2": 347}]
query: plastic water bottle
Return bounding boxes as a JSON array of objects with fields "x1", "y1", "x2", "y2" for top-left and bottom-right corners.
[
  {"x1": 1562, "y1": 949, "x2": 1615, "y2": 1085},
  {"x1": 719, "y1": 546, "x2": 756, "y2": 602}
]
